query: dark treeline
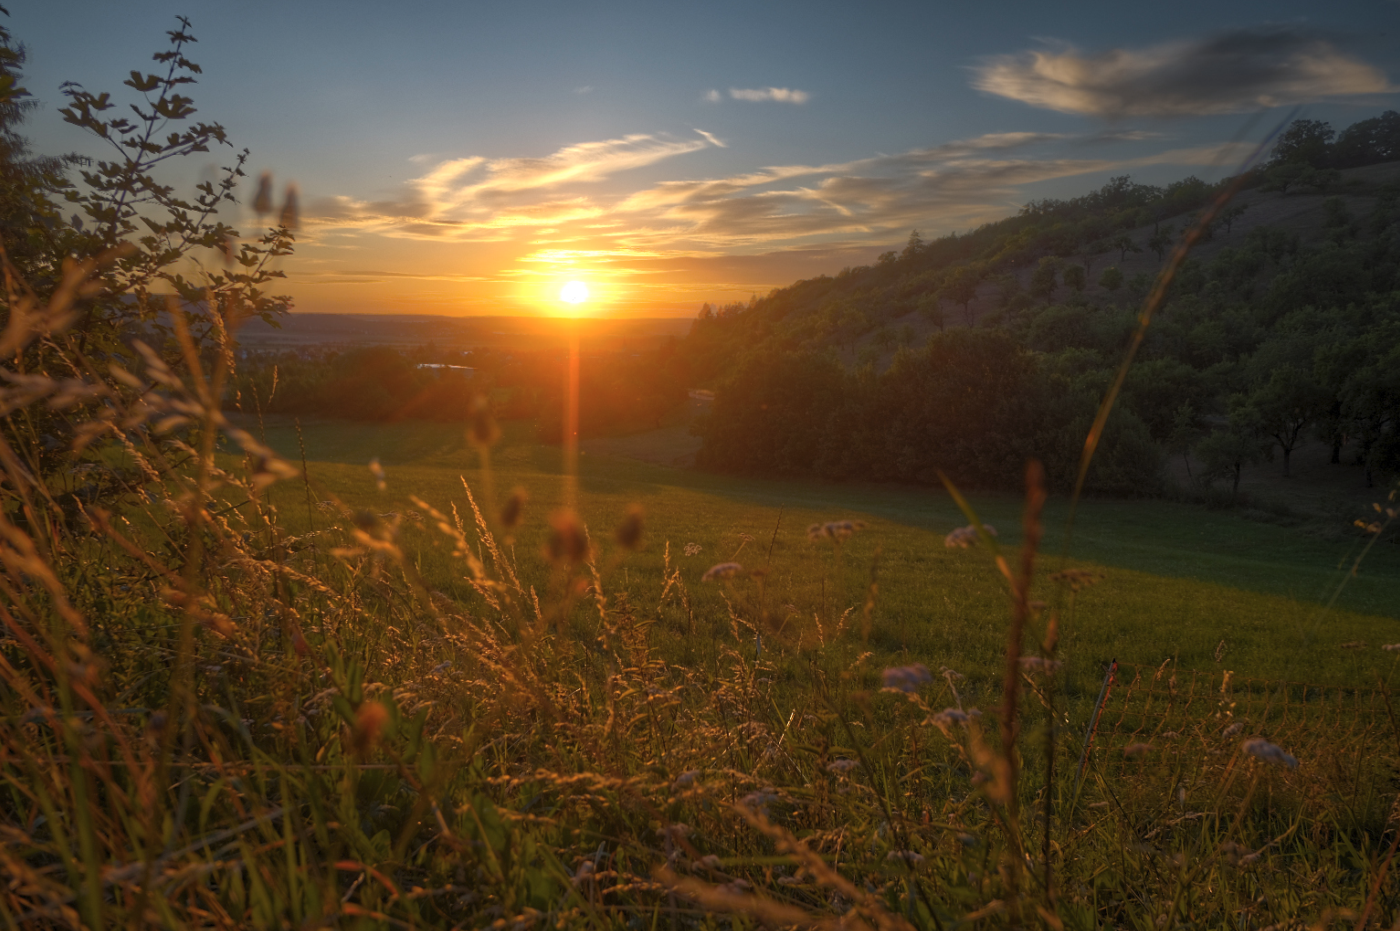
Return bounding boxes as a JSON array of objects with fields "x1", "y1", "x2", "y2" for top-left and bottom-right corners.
[
  {"x1": 231, "y1": 341, "x2": 688, "y2": 440},
  {"x1": 682, "y1": 113, "x2": 1400, "y2": 495}
]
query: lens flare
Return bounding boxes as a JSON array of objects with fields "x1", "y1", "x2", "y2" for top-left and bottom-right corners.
[{"x1": 560, "y1": 280, "x2": 589, "y2": 304}]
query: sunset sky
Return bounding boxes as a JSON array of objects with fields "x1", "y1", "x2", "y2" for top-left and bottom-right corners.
[{"x1": 14, "y1": 1, "x2": 1400, "y2": 317}]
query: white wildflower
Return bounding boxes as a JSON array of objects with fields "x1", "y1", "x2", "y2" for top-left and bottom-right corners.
[{"x1": 1241, "y1": 737, "x2": 1298, "y2": 769}]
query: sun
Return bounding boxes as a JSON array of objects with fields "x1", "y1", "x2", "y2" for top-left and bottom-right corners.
[{"x1": 559, "y1": 280, "x2": 589, "y2": 305}]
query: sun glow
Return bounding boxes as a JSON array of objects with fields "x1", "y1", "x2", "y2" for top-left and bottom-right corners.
[{"x1": 559, "y1": 280, "x2": 589, "y2": 305}]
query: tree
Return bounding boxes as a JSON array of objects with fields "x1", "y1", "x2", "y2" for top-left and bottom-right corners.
[
  {"x1": 1197, "y1": 401, "x2": 1271, "y2": 501},
  {"x1": 917, "y1": 292, "x2": 945, "y2": 331},
  {"x1": 1148, "y1": 223, "x2": 1175, "y2": 263},
  {"x1": 993, "y1": 273, "x2": 1022, "y2": 309},
  {"x1": 902, "y1": 229, "x2": 924, "y2": 259},
  {"x1": 944, "y1": 266, "x2": 980, "y2": 324},
  {"x1": 1332, "y1": 110, "x2": 1400, "y2": 167},
  {"x1": 1098, "y1": 266, "x2": 1123, "y2": 292},
  {"x1": 1166, "y1": 402, "x2": 1202, "y2": 479},
  {"x1": 0, "y1": 21, "x2": 80, "y2": 280},
  {"x1": 1061, "y1": 263, "x2": 1086, "y2": 293},
  {"x1": 1110, "y1": 232, "x2": 1141, "y2": 263},
  {"x1": 1269, "y1": 119, "x2": 1335, "y2": 169},
  {"x1": 1029, "y1": 256, "x2": 1061, "y2": 302},
  {"x1": 1219, "y1": 204, "x2": 1248, "y2": 236},
  {"x1": 1245, "y1": 365, "x2": 1325, "y2": 477}
]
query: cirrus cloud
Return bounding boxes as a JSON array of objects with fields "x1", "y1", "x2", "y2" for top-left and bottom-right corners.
[{"x1": 974, "y1": 28, "x2": 1394, "y2": 118}]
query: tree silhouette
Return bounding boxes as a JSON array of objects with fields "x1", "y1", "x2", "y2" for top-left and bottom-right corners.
[
  {"x1": 1148, "y1": 223, "x2": 1175, "y2": 263},
  {"x1": 1061, "y1": 263, "x2": 1086, "y2": 293},
  {"x1": 1110, "y1": 233, "x2": 1141, "y2": 263}
]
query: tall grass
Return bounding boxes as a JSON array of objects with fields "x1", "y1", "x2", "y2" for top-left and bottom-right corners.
[{"x1": 2, "y1": 198, "x2": 1400, "y2": 929}]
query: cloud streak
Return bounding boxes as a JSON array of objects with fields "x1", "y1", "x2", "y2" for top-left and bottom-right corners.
[
  {"x1": 305, "y1": 133, "x2": 711, "y2": 241},
  {"x1": 728, "y1": 86, "x2": 810, "y2": 104},
  {"x1": 974, "y1": 28, "x2": 1394, "y2": 118},
  {"x1": 307, "y1": 128, "x2": 1255, "y2": 283}
]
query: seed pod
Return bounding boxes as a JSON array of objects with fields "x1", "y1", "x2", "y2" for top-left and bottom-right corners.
[
  {"x1": 253, "y1": 172, "x2": 273, "y2": 216},
  {"x1": 350, "y1": 701, "x2": 389, "y2": 759},
  {"x1": 500, "y1": 486, "x2": 527, "y2": 530},
  {"x1": 468, "y1": 394, "x2": 500, "y2": 448},
  {"x1": 279, "y1": 184, "x2": 299, "y2": 230},
  {"x1": 545, "y1": 509, "x2": 589, "y2": 565},
  {"x1": 615, "y1": 504, "x2": 643, "y2": 549}
]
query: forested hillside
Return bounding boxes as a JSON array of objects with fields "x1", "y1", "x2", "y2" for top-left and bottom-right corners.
[{"x1": 680, "y1": 113, "x2": 1400, "y2": 496}]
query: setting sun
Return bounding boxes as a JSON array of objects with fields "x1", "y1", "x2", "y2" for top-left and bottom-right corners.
[{"x1": 559, "y1": 280, "x2": 589, "y2": 305}]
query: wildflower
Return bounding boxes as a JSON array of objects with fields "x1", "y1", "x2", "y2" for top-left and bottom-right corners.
[
  {"x1": 882, "y1": 663, "x2": 933, "y2": 692},
  {"x1": 1383, "y1": 644, "x2": 1400, "y2": 652},
  {"x1": 740, "y1": 788, "x2": 778, "y2": 812},
  {"x1": 368, "y1": 457, "x2": 386, "y2": 492},
  {"x1": 1124, "y1": 742, "x2": 1153, "y2": 757},
  {"x1": 929, "y1": 707, "x2": 969, "y2": 737},
  {"x1": 1241, "y1": 738, "x2": 1298, "y2": 769},
  {"x1": 683, "y1": 542, "x2": 702, "y2": 557},
  {"x1": 572, "y1": 860, "x2": 595, "y2": 885},
  {"x1": 826, "y1": 758, "x2": 859, "y2": 775},
  {"x1": 616, "y1": 504, "x2": 644, "y2": 549},
  {"x1": 1018, "y1": 657, "x2": 1063, "y2": 674},
  {"x1": 886, "y1": 850, "x2": 925, "y2": 865},
  {"x1": 702, "y1": 562, "x2": 744, "y2": 582},
  {"x1": 943, "y1": 523, "x2": 996, "y2": 548},
  {"x1": 807, "y1": 519, "x2": 868, "y2": 543},
  {"x1": 1221, "y1": 722, "x2": 1245, "y2": 738},
  {"x1": 699, "y1": 854, "x2": 722, "y2": 869}
]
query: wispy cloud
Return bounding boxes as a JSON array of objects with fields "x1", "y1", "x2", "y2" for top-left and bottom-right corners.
[
  {"x1": 729, "y1": 86, "x2": 810, "y2": 104},
  {"x1": 611, "y1": 136, "x2": 1250, "y2": 248},
  {"x1": 974, "y1": 28, "x2": 1394, "y2": 118},
  {"x1": 704, "y1": 89, "x2": 721, "y2": 103},
  {"x1": 573, "y1": 85, "x2": 594, "y2": 95},
  {"x1": 305, "y1": 133, "x2": 712, "y2": 241},
  {"x1": 307, "y1": 128, "x2": 1254, "y2": 278},
  {"x1": 694, "y1": 129, "x2": 726, "y2": 148}
]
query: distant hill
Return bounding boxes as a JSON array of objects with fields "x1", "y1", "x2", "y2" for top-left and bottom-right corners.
[
  {"x1": 677, "y1": 113, "x2": 1400, "y2": 506},
  {"x1": 678, "y1": 158, "x2": 1400, "y2": 381}
]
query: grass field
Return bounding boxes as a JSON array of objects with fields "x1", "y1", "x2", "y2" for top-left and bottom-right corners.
[{"x1": 240, "y1": 414, "x2": 1400, "y2": 693}]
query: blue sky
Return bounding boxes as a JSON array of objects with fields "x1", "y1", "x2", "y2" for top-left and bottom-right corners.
[{"x1": 11, "y1": 0, "x2": 1400, "y2": 316}]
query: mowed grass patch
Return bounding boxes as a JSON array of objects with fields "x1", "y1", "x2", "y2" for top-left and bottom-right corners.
[{"x1": 237, "y1": 416, "x2": 1400, "y2": 692}]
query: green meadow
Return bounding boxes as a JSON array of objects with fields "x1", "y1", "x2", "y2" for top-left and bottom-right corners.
[{"x1": 246, "y1": 415, "x2": 1400, "y2": 692}]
